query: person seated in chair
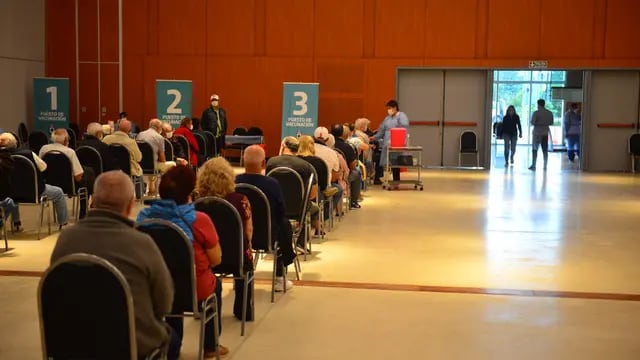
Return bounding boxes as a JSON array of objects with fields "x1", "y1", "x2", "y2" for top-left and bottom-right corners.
[
  {"x1": 0, "y1": 149, "x2": 20, "y2": 232},
  {"x1": 173, "y1": 117, "x2": 200, "y2": 167},
  {"x1": 102, "y1": 119, "x2": 145, "y2": 199},
  {"x1": 137, "y1": 165, "x2": 228, "y2": 357},
  {"x1": 137, "y1": 118, "x2": 177, "y2": 195},
  {"x1": 78, "y1": 122, "x2": 116, "y2": 171},
  {"x1": 196, "y1": 157, "x2": 255, "y2": 321},
  {"x1": 160, "y1": 123, "x2": 188, "y2": 166},
  {"x1": 40, "y1": 129, "x2": 95, "y2": 219},
  {"x1": 0, "y1": 132, "x2": 68, "y2": 229},
  {"x1": 236, "y1": 145, "x2": 296, "y2": 291},
  {"x1": 331, "y1": 124, "x2": 362, "y2": 209},
  {"x1": 50, "y1": 171, "x2": 180, "y2": 359}
]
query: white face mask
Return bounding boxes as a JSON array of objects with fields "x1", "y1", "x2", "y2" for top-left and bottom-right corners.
[
  {"x1": 166, "y1": 131, "x2": 173, "y2": 138},
  {"x1": 211, "y1": 101, "x2": 219, "y2": 107},
  {"x1": 189, "y1": 125, "x2": 193, "y2": 130},
  {"x1": 387, "y1": 108, "x2": 395, "y2": 116}
]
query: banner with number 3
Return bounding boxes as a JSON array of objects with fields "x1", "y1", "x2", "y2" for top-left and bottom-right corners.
[
  {"x1": 281, "y1": 83, "x2": 319, "y2": 140},
  {"x1": 156, "y1": 80, "x2": 192, "y2": 129}
]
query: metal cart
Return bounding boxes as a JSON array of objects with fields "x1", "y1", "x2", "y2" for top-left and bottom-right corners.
[{"x1": 383, "y1": 146, "x2": 424, "y2": 191}]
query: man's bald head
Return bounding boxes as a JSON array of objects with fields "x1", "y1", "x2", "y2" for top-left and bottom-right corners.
[
  {"x1": 118, "y1": 119, "x2": 132, "y2": 134},
  {"x1": 91, "y1": 171, "x2": 135, "y2": 216},
  {"x1": 149, "y1": 118, "x2": 162, "y2": 132},
  {"x1": 243, "y1": 145, "x2": 265, "y2": 173}
]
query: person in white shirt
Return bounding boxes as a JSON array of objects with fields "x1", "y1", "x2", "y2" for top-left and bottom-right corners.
[
  {"x1": 39, "y1": 129, "x2": 95, "y2": 218},
  {"x1": 137, "y1": 119, "x2": 176, "y2": 195}
]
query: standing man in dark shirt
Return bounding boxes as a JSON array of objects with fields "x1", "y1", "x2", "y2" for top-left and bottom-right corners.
[
  {"x1": 236, "y1": 145, "x2": 295, "y2": 291},
  {"x1": 331, "y1": 124, "x2": 362, "y2": 209},
  {"x1": 201, "y1": 94, "x2": 228, "y2": 157}
]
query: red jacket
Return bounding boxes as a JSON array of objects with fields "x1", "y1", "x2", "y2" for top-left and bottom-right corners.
[{"x1": 174, "y1": 126, "x2": 199, "y2": 166}]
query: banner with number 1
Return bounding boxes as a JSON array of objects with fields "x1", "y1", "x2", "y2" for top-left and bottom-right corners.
[
  {"x1": 156, "y1": 80, "x2": 192, "y2": 129},
  {"x1": 281, "y1": 83, "x2": 319, "y2": 140},
  {"x1": 33, "y1": 77, "x2": 70, "y2": 134}
]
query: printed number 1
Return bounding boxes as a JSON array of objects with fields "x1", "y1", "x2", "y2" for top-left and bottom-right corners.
[
  {"x1": 46, "y1": 86, "x2": 58, "y2": 111},
  {"x1": 293, "y1": 91, "x2": 308, "y2": 116},
  {"x1": 167, "y1": 89, "x2": 183, "y2": 114}
]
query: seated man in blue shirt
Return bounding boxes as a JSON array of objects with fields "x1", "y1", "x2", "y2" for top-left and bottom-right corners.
[{"x1": 236, "y1": 145, "x2": 295, "y2": 291}]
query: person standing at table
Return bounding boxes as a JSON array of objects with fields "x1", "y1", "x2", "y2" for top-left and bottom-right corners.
[
  {"x1": 201, "y1": 94, "x2": 228, "y2": 157},
  {"x1": 371, "y1": 100, "x2": 410, "y2": 185}
]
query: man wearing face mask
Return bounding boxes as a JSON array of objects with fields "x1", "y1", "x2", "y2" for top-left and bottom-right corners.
[
  {"x1": 372, "y1": 100, "x2": 410, "y2": 186},
  {"x1": 201, "y1": 94, "x2": 228, "y2": 157}
]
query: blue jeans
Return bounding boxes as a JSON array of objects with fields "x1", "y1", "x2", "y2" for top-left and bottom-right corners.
[
  {"x1": 503, "y1": 133, "x2": 518, "y2": 162},
  {"x1": 0, "y1": 198, "x2": 20, "y2": 224},
  {"x1": 566, "y1": 135, "x2": 580, "y2": 161},
  {"x1": 42, "y1": 185, "x2": 68, "y2": 225},
  {"x1": 348, "y1": 168, "x2": 362, "y2": 202}
]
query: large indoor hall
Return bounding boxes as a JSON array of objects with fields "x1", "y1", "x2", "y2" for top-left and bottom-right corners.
[{"x1": 1, "y1": 165, "x2": 640, "y2": 359}]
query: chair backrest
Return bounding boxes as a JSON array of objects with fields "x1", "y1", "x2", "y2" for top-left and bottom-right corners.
[
  {"x1": 246, "y1": 127, "x2": 263, "y2": 136},
  {"x1": 193, "y1": 132, "x2": 207, "y2": 158},
  {"x1": 136, "y1": 141, "x2": 156, "y2": 174},
  {"x1": 202, "y1": 131, "x2": 216, "y2": 158},
  {"x1": 68, "y1": 123, "x2": 81, "y2": 140},
  {"x1": 9, "y1": 154, "x2": 42, "y2": 203},
  {"x1": 66, "y1": 128, "x2": 77, "y2": 149},
  {"x1": 236, "y1": 183, "x2": 271, "y2": 252},
  {"x1": 0, "y1": 150, "x2": 14, "y2": 199},
  {"x1": 304, "y1": 155, "x2": 328, "y2": 191},
  {"x1": 266, "y1": 166, "x2": 307, "y2": 221},
  {"x1": 38, "y1": 253, "x2": 137, "y2": 360},
  {"x1": 164, "y1": 138, "x2": 174, "y2": 162},
  {"x1": 135, "y1": 219, "x2": 198, "y2": 314},
  {"x1": 174, "y1": 135, "x2": 190, "y2": 166},
  {"x1": 193, "y1": 196, "x2": 244, "y2": 275},
  {"x1": 76, "y1": 145, "x2": 103, "y2": 175},
  {"x1": 9, "y1": 131, "x2": 22, "y2": 149},
  {"x1": 42, "y1": 151, "x2": 76, "y2": 196},
  {"x1": 629, "y1": 133, "x2": 640, "y2": 155},
  {"x1": 18, "y1": 122, "x2": 29, "y2": 144},
  {"x1": 232, "y1": 127, "x2": 248, "y2": 136},
  {"x1": 108, "y1": 144, "x2": 132, "y2": 175},
  {"x1": 28, "y1": 131, "x2": 49, "y2": 154},
  {"x1": 460, "y1": 130, "x2": 478, "y2": 152}
]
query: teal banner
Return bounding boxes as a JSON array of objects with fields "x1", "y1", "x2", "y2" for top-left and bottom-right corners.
[
  {"x1": 156, "y1": 80, "x2": 192, "y2": 128},
  {"x1": 281, "y1": 83, "x2": 319, "y2": 140},
  {"x1": 33, "y1": 77, "x2": 70, "y2": 134}
]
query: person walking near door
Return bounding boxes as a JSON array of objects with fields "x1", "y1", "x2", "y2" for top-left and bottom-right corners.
[
  {"x1": 564, "y1": 103, "x2": 581, "y2": 162},
  {"x1": 502, "y1": 105, "x2": 522, "y2": 166},
  {"x1": 528, "y1": 99, "x2": 554, "y2": 171}
]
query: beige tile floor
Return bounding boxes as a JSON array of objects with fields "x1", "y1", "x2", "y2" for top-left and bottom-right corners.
[{"x1": 2, "y1": 152, "x2": 640, "y2": 359}]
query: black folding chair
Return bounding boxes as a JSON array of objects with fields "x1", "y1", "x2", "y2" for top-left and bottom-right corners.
[
  {"x1": 42, "y1": 151, "x2": 88, "y2": 222},
  {"x1": 28, "y1": 131, "x2": 49, "y2": 155},
  {"x1": 267, "y1": 166, "x2": 312, "y2": 267},
  {"x1": 137, "y1": 141, "x2": 160, "y2": 178},
  {"x1": 9, "y1": 154, "x2": 52, "y2": 239},
  {"x1": 136, "y1": 219, "x2": 220, "y2": 360},
  {"x1": 76, "y1": 145, "x2": 103, "y2": 176},
  {"x1": 66, "y1": 128, "x2": 77, "y2": 149},
  {"x1": 18, "y1": 122, "x2": 29, "y2": 146},
  {"x1": 68, "y1": 122, "x2": 81, "y2": 140},
  {"x1": 235, "y1": 183, "x2": 282, "y2": 302},
  {"x1": 194, "y1": 132, "x2": 207, "y2": 160},
  {"x1": 459, "y1": 130, "x2": 479, "y2": 167},
  {"x1": 174, "y1": 135, "x2": 191, "y2": 167},
  {"x1": 194, "y1": 196, "x2": 254, "y2": 336},
  {"x1": 164, "y1": 138, "x2": 174, "y2": 162},
  {"x1": 108, "y1": 144, "x2": 144, "y2": 200},
  {"x1": 246, "y1": 127, "x2": 263, "y2": 136},
  {"x1": 38, "y1": 253, "x2": 165, "y2": 360},
  {"x1": 202, "y1": 131, "x2": 216, "y2": 159},
  {"x1": 629, "y1": 133, "x2": 640, "y2": 173}
]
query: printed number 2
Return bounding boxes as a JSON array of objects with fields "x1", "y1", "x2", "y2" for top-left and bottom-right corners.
[
  {"x1": 167, "y1": 89, "x2": 183, "y2": 114},
  {"x1": 292, "y1": 91, "x2": 308, "y2": 116},
  {"x1": 46, "y1": 86, "x2": 58, "y2": 111}
]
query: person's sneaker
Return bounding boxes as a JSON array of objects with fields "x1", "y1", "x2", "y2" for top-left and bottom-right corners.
[
  {"x1": 274, "y1": 277, "x2": 293, "y2": 292},
  {"x1": 205, "y1": 344, "x2": 229, "y2": 358},
  {"x1": 350, "y1": 201, "x2": 361, "y2": 209},
  {"x1": 528, "y1": 166, "x2": 536, "y2": 171}
]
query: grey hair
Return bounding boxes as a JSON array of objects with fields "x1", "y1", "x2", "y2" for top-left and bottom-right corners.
[
  {"x1": 0, "y1": 132, "x2": 18, "y2": 149},
  {"x1": 51, "y1": 129, "x2": 69, "y2": 144},
  {"x1": 86, "y1": 122, "x2": 103, "y2": 137},
  {"x1": 355, "y1": 118, "x2": 370, "y2": 130}
]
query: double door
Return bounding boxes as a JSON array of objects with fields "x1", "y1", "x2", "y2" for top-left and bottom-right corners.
[{"x1": 397, "y1": 69, "x2": 489, "y2": 167}]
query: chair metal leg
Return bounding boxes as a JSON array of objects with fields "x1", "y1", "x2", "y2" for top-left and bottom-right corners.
[
  {"x1": 271, "y1": 246, "x2": 277, "y2": 303},
  {"x1": 240, "y1": 273, "x2": 252, "y2": 336},
  {"x1": 38, "y1": 201, "x2": 45, "y2": 240},
  {"x1": 293, "y1": 255, "x2": 301, "y2": 280},
  {"x1": 212, "y1": 295, "x2": 221, "y2": 360}
]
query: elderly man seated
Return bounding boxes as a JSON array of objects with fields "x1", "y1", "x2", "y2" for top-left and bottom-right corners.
[
  {"x1": 103, "y1": 119, "x2": 145, "y2": 198},
  {"x1": 0, "y1": 132, "x2": 68, "y2": 229},
  {"x1": 160, "y1": 122, "x2": 188, "y2": 166},
  {"x1": 40, "y1": 128, "x2": 95, "y2": 219},
  {"x1": 137, "y1": 118, "x2": 176, "y2": 195},
  {"x1": 78, "y1": 122, "x2": 115, "y2": 171}
]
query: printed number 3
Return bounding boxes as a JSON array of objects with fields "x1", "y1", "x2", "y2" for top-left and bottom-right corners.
[
  {"x1": 293, "y1": 91, "x2": 308, "y2": 116},
  {"x1": 167, "y1": 89, "x2": 182, "y2": 114}
]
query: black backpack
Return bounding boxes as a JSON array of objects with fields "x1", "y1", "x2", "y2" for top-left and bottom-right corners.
[{"x1": 0, "y1": 150, "x2": 14, "y2": 199}]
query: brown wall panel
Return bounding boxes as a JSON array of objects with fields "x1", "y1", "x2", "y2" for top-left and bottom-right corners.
[
  {"x1": 265, "y1": 0, "x2": 314, "y2": 57},
  {"x1": 78, "y1": 0, "x2": 98, "y2": 62},
  {"x1": 99, "y1": 0, "x2": 119, "y2": 62},
  {"x1": 99, "y1": 64, "x2": 120, "y2": 125},
  {"x1": 605, "y1": 0, "x2": 640, "y2": 58},
  {"x1": 206, "y1": 0, "x2": 256, "y2": 56},
  {"x1": 78, "y1": 63, "x2": 99, "y2": 126},
  {"x1": 487, "y1": 0, "x2": 541, "y2": 58},
  {"x1": 319, "y1": 98, "x2": 365, "y2": 128},
  {"x1": 314, "y1": 0, "x2": 364, "y2": 58},
  {"x1": 540, "y1": 0, "x2": 596, "y2": 59},
  {"x1": 425, "y1": 0, "x2": 477, "y2": 59},
  {"x1": 157, "y1": 0, "x2": 206, "y2": 55},
  {"x1": 123, "y1": 0, "x2": 149, "y2": 56},
  {"x1": 123, "y1": 55, "x2": 144, "y2": 124},
  {"x1": 374, "y1": 0, "x2": 426, "y2": 58},
  {"x1": 316, "y1": 60, "x2": 365, "y2": 94}
]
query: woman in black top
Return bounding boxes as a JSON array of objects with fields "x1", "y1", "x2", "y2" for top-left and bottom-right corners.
[{"x1": 502, "y1": 105, "x2": 522, "y2": 166}]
